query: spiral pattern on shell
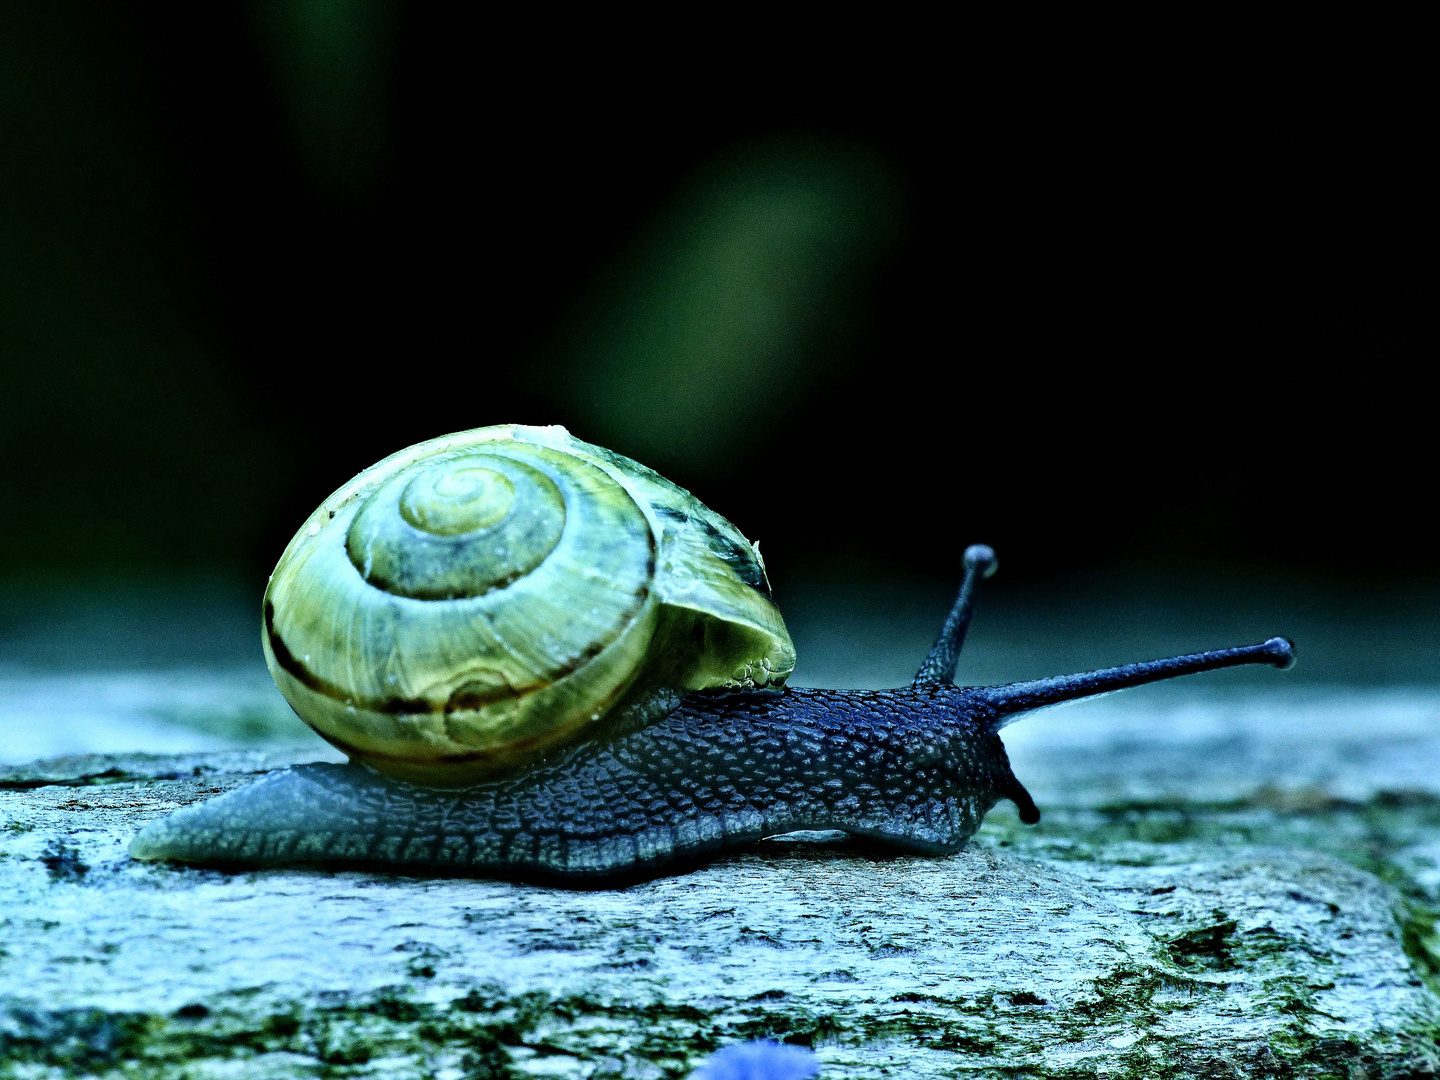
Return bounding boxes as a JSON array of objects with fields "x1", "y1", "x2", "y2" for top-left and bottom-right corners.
[{"x1": 263, "y1": 425, "x2": 794, "y2": 785}]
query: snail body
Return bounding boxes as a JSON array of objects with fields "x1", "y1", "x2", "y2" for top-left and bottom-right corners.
[
  {"x1": 129, "y1": 686, "x2": 1025, "y2": 878},
  {"x1": 131, "y1": 425, "x2": 1295, "y2": 882}
]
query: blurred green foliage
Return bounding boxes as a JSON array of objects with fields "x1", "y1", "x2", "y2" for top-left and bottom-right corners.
[
  {"x1": 539, "y1": 141, "x2": 904, "y2": 478},
  {"x1": 0, "y1": 8, "x2": 904, "y2": 575},
  {"x1": 1, "y1": 11, "x2": 1434, "y2": 585},
  {"x1": 0, "y1": 6, "x2": 280, "y2": 572},
  {"x1": 249, "y1": 0, "x2": 396, "y2": 199}
]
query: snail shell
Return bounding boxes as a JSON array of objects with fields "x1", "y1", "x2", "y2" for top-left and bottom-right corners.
[{"x1": 263, "y1": 424, "x2": 795, "y2": 785}]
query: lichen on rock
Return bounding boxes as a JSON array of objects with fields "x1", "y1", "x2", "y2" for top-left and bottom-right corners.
[{"x1": 4, "y1": 746, "x2": 1440, "y2": 1078}]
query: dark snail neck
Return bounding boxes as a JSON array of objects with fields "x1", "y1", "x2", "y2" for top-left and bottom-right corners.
[{"x1": 976, "y1": 637, "x2": 1296, "y2": 726}]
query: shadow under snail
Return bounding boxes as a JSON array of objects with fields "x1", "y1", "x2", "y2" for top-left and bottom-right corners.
[{"x1": 130, "y1": 424, "x2": 1295, "y2": 883}]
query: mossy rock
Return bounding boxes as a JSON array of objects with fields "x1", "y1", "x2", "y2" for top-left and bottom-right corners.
[{"x1": 3, "y1": 752, "x2": 1440, "y2": 1078}]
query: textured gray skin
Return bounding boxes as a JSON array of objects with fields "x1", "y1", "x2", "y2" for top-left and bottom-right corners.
[{"x1": 129, "y1": 685, "x2": 1034, "y2": 880}]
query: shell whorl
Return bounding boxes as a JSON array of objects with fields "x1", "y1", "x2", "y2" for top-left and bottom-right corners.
[
  {"x1": 263, "y1": 425, "x2": 794, "y2": 785},
  {"x1": 349, "y1": 453, "x2": 568, "y2": 600}
]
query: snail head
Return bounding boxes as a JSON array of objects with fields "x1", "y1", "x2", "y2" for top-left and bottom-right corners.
[{"x1": 906, "y1": 546, "x2": 1294, "y2": 826}]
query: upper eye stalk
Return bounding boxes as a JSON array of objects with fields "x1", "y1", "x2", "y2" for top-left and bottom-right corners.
[
  {"x1": 917, "y1": 542, "x2": 1292, "y2": 722},
  {"x1": 913, "y1": 543, "x2": 1000, "y2": 687}
]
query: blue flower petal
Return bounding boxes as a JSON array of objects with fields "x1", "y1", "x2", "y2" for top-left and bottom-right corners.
[{"x1": 691, "y1": 1039, "x2": 819, "y2": 1080}]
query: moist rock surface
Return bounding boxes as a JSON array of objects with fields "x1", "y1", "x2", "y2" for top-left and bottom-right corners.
[{"x1": 4, "y1": 731, "x2": 1440, "y2": 1079}]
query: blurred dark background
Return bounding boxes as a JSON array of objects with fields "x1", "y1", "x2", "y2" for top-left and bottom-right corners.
[{"x1": 3, "y1": 6, "x2": 1436, "y2": 606}]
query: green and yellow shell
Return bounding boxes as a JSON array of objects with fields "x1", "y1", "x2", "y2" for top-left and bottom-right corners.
[{"x1": 262, "y1": 424, "x2": 795, "y2": 785}]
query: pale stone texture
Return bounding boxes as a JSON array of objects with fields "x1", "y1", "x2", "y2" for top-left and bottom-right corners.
[
  {"x1": 3, "y1": 738, "x2": 1440, "y2": 1078},
  {"x1": 6, "y1": 582, "x2": 1440, "y2": 1077}
]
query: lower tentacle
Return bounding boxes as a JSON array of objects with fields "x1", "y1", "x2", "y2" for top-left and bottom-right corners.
[{"x1": 1003, "y1": 777, "x2": 1041, "y2": 824}]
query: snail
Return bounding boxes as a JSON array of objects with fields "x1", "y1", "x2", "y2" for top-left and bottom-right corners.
[{"x1": 129, "y1": 424, "x2": 1295, "y2": 882}]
